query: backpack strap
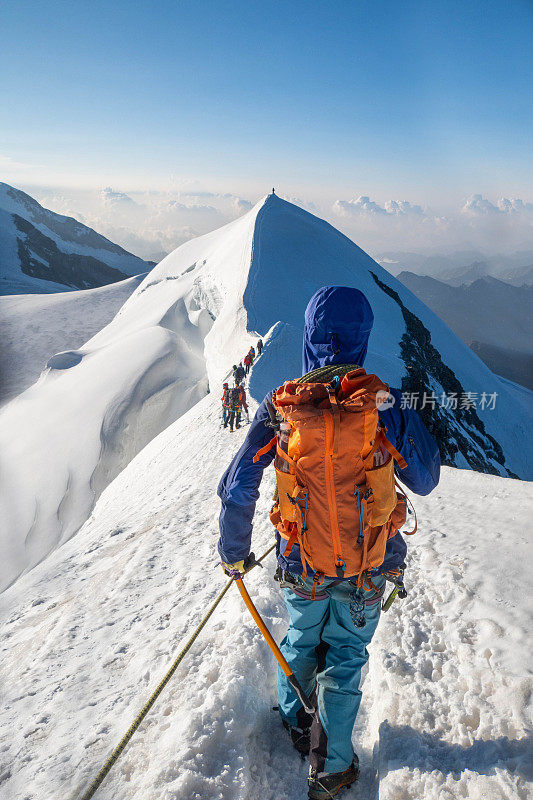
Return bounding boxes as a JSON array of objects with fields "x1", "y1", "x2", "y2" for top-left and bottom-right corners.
[
  {"x1": 310, "y1": 571, "x2": 325, "y2": 600},
  {"x1": 281, "y1": 521, "x2": 315, "y2": 582},
  {"x1": 253, "y1": 436, "x2": 277, "y2": 463},
  {"x1": 381, "y1": 433, "x2": 407, "y2": 469},
  {"x1": 326, "y1": 380, "x2": 341, "y2": 455},
  {"x1": 394, "y1": 479, "x2": 417, "y2": 535}
]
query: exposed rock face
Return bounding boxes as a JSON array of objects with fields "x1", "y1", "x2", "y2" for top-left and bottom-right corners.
[{"x1": 371, "y1": 271, "x2": 515, "y2": 476}]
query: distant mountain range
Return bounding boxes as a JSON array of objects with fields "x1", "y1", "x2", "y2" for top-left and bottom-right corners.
[
  {"x1": 378, "y1": 250, "x2": 533, "y2": 287},
  {"x1": 0, "y1": 183, "x2": 153, "y2": 295},
  {"x1": 397, "y1": 271, "x2": 533, "y2": 389}
]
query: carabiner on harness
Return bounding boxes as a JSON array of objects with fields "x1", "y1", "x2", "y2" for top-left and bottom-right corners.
[{"x1": 382, "y1": 567, "x2": 407, "y2": 612}]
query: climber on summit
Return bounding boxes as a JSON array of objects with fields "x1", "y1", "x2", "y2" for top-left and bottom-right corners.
[{"x1": 217, "y1": 286, "x2": 440, "y2": 799}]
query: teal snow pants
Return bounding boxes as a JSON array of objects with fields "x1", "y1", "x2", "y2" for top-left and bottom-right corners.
[{"x1": 278, "y1": 573, "x2": 385, "y2": 774}]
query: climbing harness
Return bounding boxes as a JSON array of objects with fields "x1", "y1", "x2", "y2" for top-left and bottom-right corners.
[{"x1": 78, "y1": 543, "x2": 276, "y2": 800}]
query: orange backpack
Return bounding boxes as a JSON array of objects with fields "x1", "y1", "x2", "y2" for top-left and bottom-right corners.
[{"x1": 254, "y1": 366, "x2": 411, "y2": 590}]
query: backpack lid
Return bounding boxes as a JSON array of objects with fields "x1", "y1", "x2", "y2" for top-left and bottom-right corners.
[{"x1": 273, "y1": 368, "x2": 389, "y2": 418}]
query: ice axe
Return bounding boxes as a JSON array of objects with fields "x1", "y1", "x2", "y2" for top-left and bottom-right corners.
[{"x1": 234, "y1": 570, "x2": 316, "y2": 716}]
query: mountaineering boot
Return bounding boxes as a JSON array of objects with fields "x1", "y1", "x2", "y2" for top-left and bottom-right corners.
[
  {"x1": 308, "y1": 756, "x2": 359, "y2": 799},
  {"x1": 282, "y1": 719, "x2": 311, "y2": 756}
]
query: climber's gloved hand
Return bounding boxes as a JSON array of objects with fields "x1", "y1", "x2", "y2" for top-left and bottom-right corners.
[
  {"x1": 220, "y1": 552, "x2": 261, "y2": 578},
  {"x1": 221, "y1": 559, "x2": 246, "y2": 578}
]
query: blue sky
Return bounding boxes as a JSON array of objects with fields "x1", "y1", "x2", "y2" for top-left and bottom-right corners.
[{"x1": 1, "y1": 0, "x2": 532, "y2": 205}]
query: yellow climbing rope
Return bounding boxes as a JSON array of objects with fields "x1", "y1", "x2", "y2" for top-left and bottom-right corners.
[{"x1": 78, "y1": 543, "x2": 276, "y2": 800}]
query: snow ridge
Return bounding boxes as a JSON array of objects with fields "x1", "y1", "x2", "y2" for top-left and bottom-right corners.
[{"x1": 1, "y1": 194, "x2": 531, "y2": 596}]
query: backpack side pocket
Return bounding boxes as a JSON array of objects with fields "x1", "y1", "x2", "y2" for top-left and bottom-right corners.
[
  {"x1": 366, "y1": 459, "x2": 397, "y2": 526},
  {"x1": 274, "y1": 450, "x2": 308, "y2": 531}
]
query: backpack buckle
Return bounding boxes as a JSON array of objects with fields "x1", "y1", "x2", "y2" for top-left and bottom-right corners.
[
  {"x1": 326, "y1": 375, "x2": 340, "y2": 395},
  {"x1": 335, "y1": 559, "x2": 346, "y2": 578}
]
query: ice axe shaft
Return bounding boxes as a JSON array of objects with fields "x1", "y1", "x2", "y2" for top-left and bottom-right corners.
[
  {"x1": 382, "y1": 585, "x2": 399, "y2": 612},
  {"x1": 234, "y1": 577, "x2": 316, "y2": 715}
]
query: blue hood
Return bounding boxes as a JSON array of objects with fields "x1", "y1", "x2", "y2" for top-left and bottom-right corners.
[{"x1": 302, "y1": 286, "x2": 374, "y2": 374}]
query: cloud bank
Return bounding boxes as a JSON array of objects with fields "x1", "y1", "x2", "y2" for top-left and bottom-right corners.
[
  {"x1": 331, "y1": 193, "x2": 533, "y2": 253},
  {"x1": 25, "y1": 188, "x2": 255, "y2": 261},
  {"x1": 22, "y1": 185, "x2": 533, "y2": 263}
]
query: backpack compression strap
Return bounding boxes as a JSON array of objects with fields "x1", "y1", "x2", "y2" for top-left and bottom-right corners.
[
  {"x1": 381, "y1": 433, "x2": 407, "y2": 470},
  {"x1": 253, "y1": 437, "x2": 277, "y2": 463}
]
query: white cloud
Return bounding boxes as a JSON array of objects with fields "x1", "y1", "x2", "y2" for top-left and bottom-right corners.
[
  {"x1": 384, "y1": 199, "x2": 424, "y2": 216},
  {"x1": 461, "y1": 194, "x2": 500, "y2": 215},
  {"x1": 461, "y1": 194, "x2": 533, "y2": 216},
  {"x1": 100, "y1": 187, "x2": 137, "y2": 206},
  {"x1": 231, "y1": 197, "x2": 253, "y2": 215},
  {"x1": 497, "y1": 197, "x2": 533, "y2": 214},
  {"x1": 165, "y1": 200, "x2": 218, "y2": 214},
  {"x1": 281, "y1": 196, "x2": 318, "y2": 213},
  {"x1": 334, "y1": 196, "x2": 386, "y2": 216},
  {"x1": 334, "y1": 196, "x2": 425, "y2": 218},
  {"x1": 329, "y1": 192, "x2": 533, "y2": 252},
  {"x1": 179, "y1": 190, "x2": 216, "y2": 199}
]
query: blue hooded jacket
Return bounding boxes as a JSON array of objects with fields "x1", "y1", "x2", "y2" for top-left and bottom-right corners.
[{"x1": 218, "y1": 286, "x2": 440, "y2": 576}]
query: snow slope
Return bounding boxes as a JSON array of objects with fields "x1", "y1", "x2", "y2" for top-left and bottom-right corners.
[
  {"x1": 0, "y1": 386, "x2": 530, "y2": 800},
  {"x1": 0, "y1": 183, "x2": 152, "y2": 294},
  {"x1": 1, "y1": 194, "x2": 531, "y2": 594},
  {"x1": 0, "y1": 275, "x2": 146, "y2": 404},
  {"x1": 0, "y1": 203, "x2": 259, "y2": 591}
]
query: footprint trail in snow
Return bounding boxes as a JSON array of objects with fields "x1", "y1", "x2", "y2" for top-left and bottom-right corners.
[{"x1": 0, "y1": 391, "x2": 531, "y2": 800}]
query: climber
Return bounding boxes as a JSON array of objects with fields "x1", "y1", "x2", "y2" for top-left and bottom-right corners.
[
  {"x1": 238, "y1": 382, "x2": 249, "y2": 423},
  {"x1": 244, "y1": 352, "x2": 253, "y2": 376},
  {"x1": 223, "y1": 384, "x2": 244, "y2": 432},
  {"x1": 234, "y1": 362, "x2": 245, "y2": 385},
  {"x1": 221, "y1": 382, "x2": 230, "y2": 426},
  {"x1": 257, "y1": 339, "x2": 263, "y2": 356},
  {"x1": 217, "y1": 286, "x2": 440, "y2": 799}
]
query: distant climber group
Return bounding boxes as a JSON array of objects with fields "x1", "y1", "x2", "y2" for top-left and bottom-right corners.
[{"x1": 221, "y1": 339, "x2": 263, "y2": 432}]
